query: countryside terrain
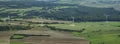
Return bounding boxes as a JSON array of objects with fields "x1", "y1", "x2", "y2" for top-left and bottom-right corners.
[
  {"x1": 48, "y1": 22, "x2": 120, "y2": 44},
  {"x1": 0, "y1": 0, "x2": 120, "y2": 44},
  {"x1": 0, "y1": 19, "x2": 89, "y2": 44},
  {"x1": 0, "y1": 19, "x2": 120, "y2": 44},
  {"x1": 0, "y1": 0, "x2": 120, "y2": 21}
]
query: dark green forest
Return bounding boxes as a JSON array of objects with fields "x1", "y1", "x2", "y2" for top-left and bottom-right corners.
[{"x1": 0, "y1": 1, "x2": 120, "y2": 21}]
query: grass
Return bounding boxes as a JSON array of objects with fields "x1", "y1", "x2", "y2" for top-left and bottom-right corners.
[
  {"x1": 89, "y1": 34, "x2": 120, "y2": 44},
  {"x1": 11, "y1": 35, "x2": 25, "y2": 39},
  {"x1": 1, "y1": 21, "x2": 119, "y2": 44},
  {"x1": 49, "y1": 22, "x2": 120, "y2": 31},
  {"x1": 48, "y1": 21, "x2": 120, "y2": 44}
]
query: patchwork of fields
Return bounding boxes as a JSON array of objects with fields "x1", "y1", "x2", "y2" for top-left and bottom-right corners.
[
  {"x1": 0, "y1": 21, "x2": 120, "y2": 44},
  {"x1": 0, "y1": 20, "x2": 89, "y2": 44}
]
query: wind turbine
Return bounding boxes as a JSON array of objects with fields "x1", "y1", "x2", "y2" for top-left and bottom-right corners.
[
  {"x1": 40, "y1": 7, "x2": 47, "y2": 26},
  {"x1": 7, "y1": 15, "x2": 11, "y2": 31},
  {"x1": 8, "y1": 15, "x2": 11, "y2": 25},
  {"x1": 40, "y1": 17, "x2": 44, "y2": 26},
  {"x1": 70, "y1": 16, "x2": 75, "y2": 26},
  {"x1": 105, "y1": 15, "x2": 109, "y2": 23}
]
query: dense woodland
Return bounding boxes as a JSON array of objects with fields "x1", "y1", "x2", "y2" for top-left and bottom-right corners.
[{"x1": 0, "y1": 1, "x2": 120, "y2": 21}]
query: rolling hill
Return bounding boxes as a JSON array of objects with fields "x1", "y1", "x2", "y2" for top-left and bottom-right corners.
[
  {"x1": 0, "y1": 0, "x2": 120, "y2": 8},
  {"x1": 0, "y1": 1, "x2": 120, "y2": 21},
  {"x1": 55, "y1": 0, "x2": 120, "y2": 8}
]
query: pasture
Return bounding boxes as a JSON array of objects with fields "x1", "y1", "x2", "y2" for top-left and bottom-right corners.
[
  {"x1": 1, "y1": 21, "x2": 120, "y2": 44},
  {"x1": 48, "y1": 22, "x2": 120, "y2": 44}
]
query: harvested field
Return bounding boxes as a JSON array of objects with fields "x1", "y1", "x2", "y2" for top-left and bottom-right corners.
[
  {"x1": 11, "y1": 37, "x2": 89, "y2": 44},
  {"x1": 12, "y1": 30, "x2": 80, "y2": 38},
  {"x1": 10, "y1": 30, "x2": 89, "y2": 44},
  {"x1": 0, "y1": 31, "x2": 12, "y2": 44}
]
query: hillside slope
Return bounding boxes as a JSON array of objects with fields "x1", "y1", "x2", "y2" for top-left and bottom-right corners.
[
  {"x1": 0, "y1": 1, "x2": 120, "y2": 21},
  {"x1": 0, "y1": 0, "x2": 120, "y2": 8},
  {"x1": 56, "y1": 0, "x2": 120, "y2": 8}
]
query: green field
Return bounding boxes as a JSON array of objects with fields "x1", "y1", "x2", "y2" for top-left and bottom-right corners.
[
  {"x1": 11, "y1": 35, "x2": 25, "y2": 39},
  {"x1": 48, "y1": 22, "x2": 120, "y2": 44}
]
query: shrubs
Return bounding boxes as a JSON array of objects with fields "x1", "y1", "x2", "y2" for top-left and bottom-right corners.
[
  {"x1": 0, "y1": 25, "x2": 31, "y2": 31},
  {"x1": 46, "y1": 26, "x2": 85, "y2": 32},
  {"x1": 0, "y1": 19, "x2": 4, "y2": 22},
  {"x1": 117, "y1": 25, "x2": 120, "y2": 27},
  {"x1": 11, "y1": 34, "x2": 50, "y2": 39},
  {"x1": 0, "y1": 26, "x2": 9, "y2": 31},
  {"x1": 79, "y1": 28, "x2": 86, "y2": 32},
  {"x1": 72, "y1": 32, "x2": 81, "y2": 37},
  {"x1": 118, "y1": 35, "x2": 120, "y2": 37},
  {"x1": 28, "y1": 22, "x2": 65, "y2": 24}
]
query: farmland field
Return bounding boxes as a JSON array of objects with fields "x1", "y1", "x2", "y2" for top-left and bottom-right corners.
[
  {"x1": 48, "y1": 22, "x2": 120, "y2": 44},
  {"x1": 10, "y1": 42, "x2": 26, "y2": 44},
  {"x1": 0, "y1": 32, "x2": 11, "y2": 44},
  {"x1": 0, "y1": 0, "x2": 120, "y2": 44},
  {"x1": 0, "y1": 19, "x2": 120, "y2": 44}
]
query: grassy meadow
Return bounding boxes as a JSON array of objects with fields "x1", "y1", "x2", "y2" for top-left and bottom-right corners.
[{"x1": 48, "y1": 21, "x2": 120, "y2": 44}]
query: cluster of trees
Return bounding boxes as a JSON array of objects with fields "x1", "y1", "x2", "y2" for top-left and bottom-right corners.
[
  {"x1": 0, "y1": 1, "x2": 76, "y2": 8},
  {"x1": 11, "y1": 34, "x2": 50, "y2": 39},
  {"x1": 46, "y1": 26, "x2": 85, "y2": 32},
  {"x1": 40, "y1": 7, "x2": 120, "y2": 21},
  {"x1": 0, "y1": 1, "x2": 120, "y2": 21},
  {"x1": 0, "y1": 19, "x2": 4, "y2": 22},
  {"x1": 24, "y1": 6, "x2": 120, "y2": 21},
  {"x1": 0, "y1": 25, "x2": 31, "y2": 31}
]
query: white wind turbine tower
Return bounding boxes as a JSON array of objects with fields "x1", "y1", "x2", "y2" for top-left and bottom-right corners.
[
  {"x1": 40, "y1": 7, "x2": 47, "y2": 26},
  {"x1": 70, "y1": 16, "x2": 75, "y2": 26},
  {"x1": 8, "y1": 15, "x2": 11, "y2": 25},
  {"x1": 40, "y1": 17, "x2": 44, "y2": 26},
  {"x1": 105, "y1": 15, "x2": 109, "y2": 23},
  {"x1": 7, "y1": 15, "x2": 11, "y2": 31}
]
